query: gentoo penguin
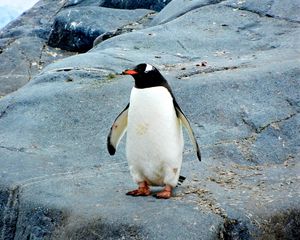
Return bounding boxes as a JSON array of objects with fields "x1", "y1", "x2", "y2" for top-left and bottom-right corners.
[{"x1": 107, "y1": 63, "x2": 201, "y2": 199}]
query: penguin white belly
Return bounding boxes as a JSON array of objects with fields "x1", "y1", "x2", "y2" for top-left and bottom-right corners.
[{"x1": 126, "y1": 87, "x2": 184, "y2": 187}]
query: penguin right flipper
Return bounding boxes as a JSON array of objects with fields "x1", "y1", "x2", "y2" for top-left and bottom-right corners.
[
  {"x1": 107, "y1": 104, "x2": 129, "y2": 155},
  {"x1": 174, "y1": 103, "x2": 201, "y2": 161},
  {"x1": 162, "y1": 82, "x2": 201, "y2": 161}
]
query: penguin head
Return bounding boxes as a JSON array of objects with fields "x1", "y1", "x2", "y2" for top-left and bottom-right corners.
[{"x1": 122, "y1": 63, "x2": 167, "y2": 89}]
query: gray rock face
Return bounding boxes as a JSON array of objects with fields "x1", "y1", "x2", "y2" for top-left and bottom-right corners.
[
  {"x1": 0, "y1": 0, "x2": 76, "y2": 97},
  {"x1": 0, "y1": 0, "x2": 300, "y2": 239},
  {"x1": 223, "y1": 0, "x2": 300, "y2": 23},
  {"x1": 151, "y1": 0, "x2": 224, "y2": 25},
  {"x1": 48, "y1": 7, "x2": 152, "y2": 52}
]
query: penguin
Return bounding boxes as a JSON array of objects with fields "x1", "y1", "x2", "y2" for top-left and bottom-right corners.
[{"x1": 107, "y1": 63, "x2": 201, "y2": 199}]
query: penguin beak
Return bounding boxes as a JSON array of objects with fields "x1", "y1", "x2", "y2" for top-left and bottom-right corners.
[{"x1": 122, "y1": 69, "x2": 138, "y2": 75}]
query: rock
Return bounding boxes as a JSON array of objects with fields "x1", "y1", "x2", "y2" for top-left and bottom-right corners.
[
  {"x1": 259, "y1": 209, "x2": 300, "y2": 239},
  {"x1": 14, "y1": 205, "x2": 65, "y2": 240},
  {"x1": 219, "y1": 218, "x2": 251, "y2": 240},
  {"x1": 63, "y1": 0, "x2": 104, "y2": 8},
  {"x1": 151, "y1": 0, "x2": 224, "y2": 26},
  {"x1": 63, "y1": 0, "x2": 172, "y2": 11},
  {"x1": 0, "y1": 0, "x2": 76, "y2": 97},
  {"x1": 0, "y1": 36, "x2": 44, "y2": 96},
  {"x1": 48, "y1": 7, "x2": 152, "y2": 52},
  {"x1": 101, "y1": 0, "x2": 172, "y2": 11},
  {"x1": 0, "y1": 0, "x2": 300, "y2": 239},
  {"x1": 223, "y1": 0, "x2": 300, "y2": 23}
]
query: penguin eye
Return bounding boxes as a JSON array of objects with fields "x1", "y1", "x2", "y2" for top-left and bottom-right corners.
[{"x1": 144, "y1": 64, "x2": 154, "y2": 73}]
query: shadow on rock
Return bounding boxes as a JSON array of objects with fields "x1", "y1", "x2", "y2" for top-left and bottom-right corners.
[
  {"x1": 259, "y1": 209, "x2": 300, "y2": 240},
  {"x1": 54, "y1": 219, "x2": 145, "y2": 240}
]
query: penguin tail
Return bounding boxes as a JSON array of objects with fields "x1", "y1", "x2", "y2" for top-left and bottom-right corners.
[{"x1": 177, "y1": 175, "x2": 186, "y2": 186}]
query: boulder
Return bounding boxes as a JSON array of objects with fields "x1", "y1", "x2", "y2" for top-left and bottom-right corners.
[
  {"x1": 101, "y1": 0, "x2": 172, "y2": 11},
  {"x1": 47, "y1": 7, "x2": 153, "y2": 52},
  {"x1": 63, "y1": 0, "x2": 172, "y2": 11}
]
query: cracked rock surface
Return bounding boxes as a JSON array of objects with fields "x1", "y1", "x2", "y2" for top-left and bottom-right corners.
[
  {"x1": 0, "y1": 0, "x2": 78, "y2": 97},
  {"x1": 0, "y1": 0, "x2": 300, "y2": 239}
]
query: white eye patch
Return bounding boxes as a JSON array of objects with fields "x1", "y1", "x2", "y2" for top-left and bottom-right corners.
[{"x1": 145, "y1": 64, "x2": 154, "y2": 73}]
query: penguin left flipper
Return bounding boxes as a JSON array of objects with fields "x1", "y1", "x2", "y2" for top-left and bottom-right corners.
[
  {"x1": 107, "y1": 104, "x2": 129, "y2": 155},
  {"x1": 174, "y1": 103, "x2": 201, "y2": 161}
]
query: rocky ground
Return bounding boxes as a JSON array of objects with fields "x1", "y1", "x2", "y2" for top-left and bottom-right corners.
[{"x1": 0, "y1": 0, "x2": 299, "y2": 239}]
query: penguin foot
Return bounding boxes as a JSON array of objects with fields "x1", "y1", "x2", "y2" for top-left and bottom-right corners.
[
  {"x1": 126, "y1": 189, "x2": 151, "y2": 196},
  {"x1": 154, "y1": 185, "x2": 172, "y2": 199},
  {"x1": 126, "y1": 181, "x2": 151, "y2": 197}
]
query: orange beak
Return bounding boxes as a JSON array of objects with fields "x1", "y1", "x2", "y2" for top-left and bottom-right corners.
[{"x1": 122, "y1": 69, "x2": 138, "y2": 75}]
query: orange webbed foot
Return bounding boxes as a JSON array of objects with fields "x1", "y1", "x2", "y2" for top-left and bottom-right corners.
[
  {"x1": 126, "y1": 188, "x2": 151, "y2": 196},
  {"x1": 126, "y1": 181, "x2": 151, "y2": 197},
  {"x1": 154, "y1": 185, "x2": 173, "y2": 199}
]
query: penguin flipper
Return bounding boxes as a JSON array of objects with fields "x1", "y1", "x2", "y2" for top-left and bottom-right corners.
[
  {"x1": 107, "y1": 104, "x2": 129, "y2": 155},
  {"x1": 174, "y1": 104, "x2": 201, "y2": 161}
]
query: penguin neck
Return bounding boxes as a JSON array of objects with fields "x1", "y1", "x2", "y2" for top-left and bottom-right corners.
[{"x1": 133, "y1": 72, "x2": 168, "y2": 89}]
